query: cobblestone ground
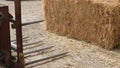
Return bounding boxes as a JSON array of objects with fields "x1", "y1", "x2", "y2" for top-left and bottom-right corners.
[{"x1": 0, "y1": 0, "x2": 120, "y2": 68}]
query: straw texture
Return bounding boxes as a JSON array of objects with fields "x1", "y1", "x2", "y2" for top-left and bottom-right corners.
[{"x1": 43, "y1": 0, "x2": 120, "y2": 49}]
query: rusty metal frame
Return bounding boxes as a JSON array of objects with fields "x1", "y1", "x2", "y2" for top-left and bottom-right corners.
[
  {"x1": 14, "y1": 0, "x2": 25, "y2": 68},
  {"x1": 11, "y1": 0, "x2": 68, "y2": 68},
  {"x1": 0, "y1": 0, "x2": 69, "y2": 68}
]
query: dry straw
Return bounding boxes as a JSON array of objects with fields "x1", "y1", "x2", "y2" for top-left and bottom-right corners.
[{"x1": 43, "y1": 0, "x2": 120, "y2": 49}]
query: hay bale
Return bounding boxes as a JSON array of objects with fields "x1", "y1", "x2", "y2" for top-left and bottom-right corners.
[{"x1": 43, "y1": 0, "x2": 120, "y2": 49}]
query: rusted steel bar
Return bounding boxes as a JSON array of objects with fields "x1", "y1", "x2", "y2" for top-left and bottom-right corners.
[
  {"x1": 25, "y1": 52, "x2": 68, "y2": 66},
  {"x1": 11, "y1": 20, "x2": 44, "y2": 28},
  {"x1": 22, "y1": 20, "x2": 44, "y2": 26},
  {"x1": 14, "y1": 0, "x2": 25, "y2": 68}
]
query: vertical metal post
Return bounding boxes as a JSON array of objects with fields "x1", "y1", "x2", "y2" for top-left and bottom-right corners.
[{"x1": 14, "y1": 0, "x2": 25, "y2": 68}]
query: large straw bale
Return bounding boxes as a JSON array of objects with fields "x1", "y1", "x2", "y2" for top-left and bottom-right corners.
[{"x1": 43, "y1": 0, "x2": 120, "y2": 49}]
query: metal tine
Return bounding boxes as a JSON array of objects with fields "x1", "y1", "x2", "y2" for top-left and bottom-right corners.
[
  {"x1": 11, "y1": 36, "x2": 29, "y2": 42},
  {"x1": 23, "y1": 40, "x2": 42, "y2": 47},
  {"x1": 27, "y1": 54, "x2": 67, "y2": 68},
  {"x1": 22, "y1": 20, "x2": 44, "y2": 26},
  {"x1": 11, "y1": 42, "x2": 54, "y2": 56},
  {"x1": 12, "y1": 20, "x2": 44, "y2": 28},
  {"x1": 13, "y1": 46, "x2": 54, "y2": 57},
  {"x1": 25, "y1": 52, "x2": 68, "y2": 66},
  {"x1": 23, "y1": 46, "x2": 54, "y2": 55},
  {"x1": 11, "y1": 40, "x2": 43, "y2": 51}
]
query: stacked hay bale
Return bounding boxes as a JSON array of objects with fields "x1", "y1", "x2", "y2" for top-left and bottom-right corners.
[{"x1": 43, "y1": 0, "x2": 120, "y2": 49}]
